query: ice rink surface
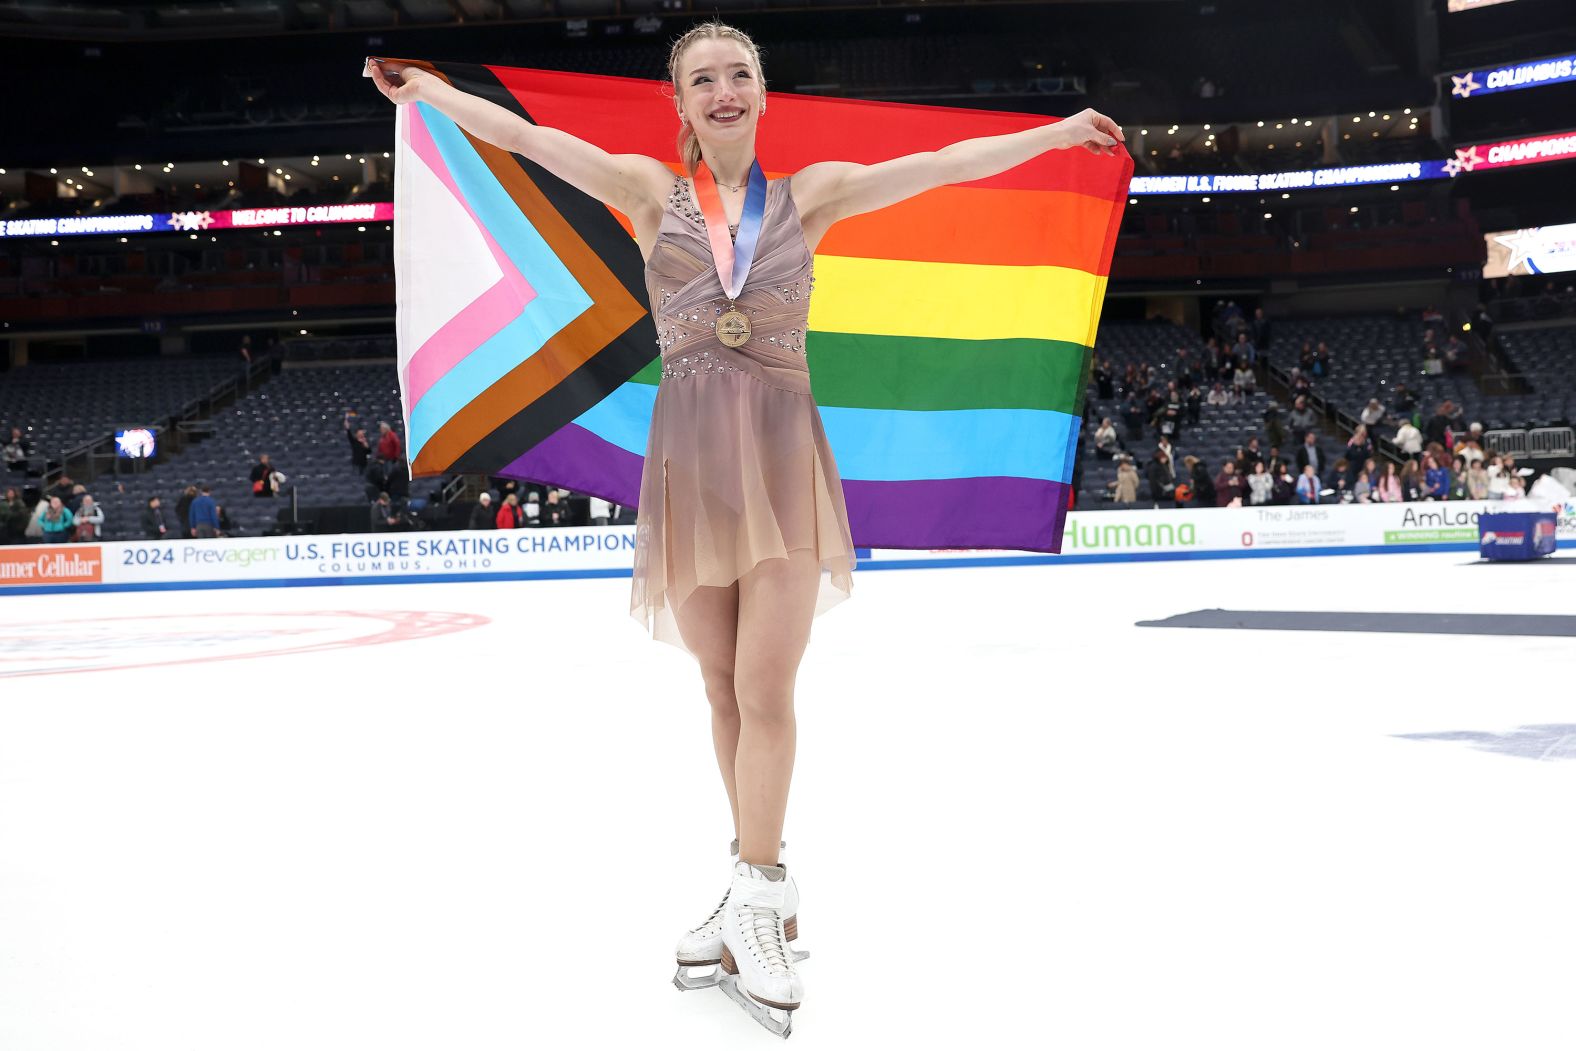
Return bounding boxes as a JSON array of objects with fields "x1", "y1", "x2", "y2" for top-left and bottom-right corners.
[{"x1": 1, "y1": 549, "x2": 1573, "y2": 1051}]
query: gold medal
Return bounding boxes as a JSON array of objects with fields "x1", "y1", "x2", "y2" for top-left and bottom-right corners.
[{"x1": 717, "y1": 302, "x2": 751, "y2": 348}]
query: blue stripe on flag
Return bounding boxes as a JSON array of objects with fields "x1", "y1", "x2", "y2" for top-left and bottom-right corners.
[{"x1": 574, "y1": 383, "x2": 1078, "y2": 483}]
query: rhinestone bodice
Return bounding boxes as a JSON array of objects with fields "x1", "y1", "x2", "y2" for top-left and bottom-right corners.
[{"x1": 646, "y1": 173, "x2": 815, "y2": 384}]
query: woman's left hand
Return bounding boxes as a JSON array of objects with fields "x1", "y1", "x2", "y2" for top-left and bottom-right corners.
[{"x1": 1057, "y1": 108, "x2": 1126, "y2": 156}]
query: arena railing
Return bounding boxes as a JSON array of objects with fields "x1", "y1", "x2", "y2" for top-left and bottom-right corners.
[{"x1": 1528, "y1": 427, "x2": 1576, "y2": 459}]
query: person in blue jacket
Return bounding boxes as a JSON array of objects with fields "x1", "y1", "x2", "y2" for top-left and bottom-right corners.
[{"x1": 189, "y1": 485, "x2": 221, "y2": 539}]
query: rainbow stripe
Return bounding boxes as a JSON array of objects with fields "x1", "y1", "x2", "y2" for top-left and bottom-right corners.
[{"x1": 388, "y1": 59, "x2": 1130, "y2": 552}]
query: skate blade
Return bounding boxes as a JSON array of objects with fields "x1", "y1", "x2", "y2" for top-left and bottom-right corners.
[
  {"x1": 672, "y1": 963, "x2": 724, "y2": 991},
  {"x1": 718, "y1": 974, "x2": 795, "y2": 1039}
]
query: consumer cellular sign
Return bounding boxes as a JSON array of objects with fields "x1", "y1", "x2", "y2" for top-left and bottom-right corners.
[{"x1": 0, "y1": 202, "x2": 394, "y2": 239}]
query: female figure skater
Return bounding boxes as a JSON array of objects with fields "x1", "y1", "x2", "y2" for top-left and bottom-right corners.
[{"x1": 369, "y1": 25, "x2": 1122, "y2": 1036}]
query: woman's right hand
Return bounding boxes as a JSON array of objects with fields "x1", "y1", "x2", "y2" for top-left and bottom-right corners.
[{"x1": 367, "y1": 58, "x2": 430, "y2": 105}]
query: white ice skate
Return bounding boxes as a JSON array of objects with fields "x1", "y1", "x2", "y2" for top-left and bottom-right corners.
[
  {"x1": 718, "y1": 858, "x2": 803, "y2": 1039},
  {"x1": 673, "y1": 838, "x2": 806, "y2": 992}
]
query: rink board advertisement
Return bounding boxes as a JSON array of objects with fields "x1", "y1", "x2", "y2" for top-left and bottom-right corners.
[{"x1": 1, "y1": 500, "x2": 1570, "y2": 594}]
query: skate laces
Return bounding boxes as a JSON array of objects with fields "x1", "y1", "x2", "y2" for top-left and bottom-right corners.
[
  {"x1": 693, "y1": 889, "x2": 730, "y2": 934},
  {"x1": 738, "y1": 905, "x2": 791, "y2": 975}
]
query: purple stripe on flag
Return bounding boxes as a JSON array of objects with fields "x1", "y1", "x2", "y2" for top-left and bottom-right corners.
[
  {"x1": 497, "y1": 423, "x2": 644, "y2": 508},
  {"x1": 499, "y1": 428, "x2": 1070, "y2": 553},
  {"x1": 842, "y1": 477, "x2": 1071, "y2": 553}
]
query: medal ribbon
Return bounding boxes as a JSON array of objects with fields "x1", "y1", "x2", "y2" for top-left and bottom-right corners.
[{"x1": 693, "y1": 157, "x2": 767, "y2": 301}]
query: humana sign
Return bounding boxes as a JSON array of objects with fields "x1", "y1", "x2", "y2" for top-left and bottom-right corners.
[{"x1": 1062, "y1": 520, "x2": 1197, "y2": 551}]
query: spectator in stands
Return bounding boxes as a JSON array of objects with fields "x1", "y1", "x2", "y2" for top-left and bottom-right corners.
[
  {"x1": 376, "y1": 421, "x2": 403, "y2": 462},
  {"x1": 1121, "y1": 392, "x2": 1146, "y2": 442},
  {"x1": 1245, "y1": 461, "x2": 1272, "y2": 505},
  {"x1": 1460, "y1": 423, "x2": 1485, "y2": 463},
  {"x1": 1399, "y1": 460, "x2": 1424, "y2": 502},
  {"x1": 1156, "y1": 434, "x2": 1176, "y2": 467},
  {"x1": 589, "y1": 495, "x2": 612, "y2": 526},
  {"x1": 1093, "y1": 417, "x2": 1120, "y2": 459},
  {"x1": 1270, "y1": 460, "x2": 1296, "y2": 504},
  {"x1": 1352, "y1": 470, "x2": 1372, "y2": 503},
  {"x1": 1286, "y1": 396, "x2": 1317, "y2": 436},
  {"x1": 1093, "y1": 358, "x2": 1114, "y2": 400},
  {"x1": 350, "y1": 427, "x2": 371, "y2": 471},
  {"x1": 1, "y1": 488, "x2": 28, "y2": 543},
  {"x1": 1422, "y1": 402, "x2": 1455, "y2": 450},
  {"x1": 1394, "y1": 417, "x2": 1423, "y2": 458},
  {"x1": 40, "y1": 496, "x2": 75, "y2": 543},
  {"x1": 1294, "y1": 431, "x2": 1324, "y2": 481},
  {"x1": 1422, "y1": 344, "x2": 1443, "y2": 376},
  {"x1": 1391, "y1": 383, "x2": 1418, "y2": 418},
  {"x1": 1239, "y1": 437, "x2": 1263, "y2": 470},
  {"x1": 1111, "y1": 456, "x2": 1140, "y2": 505},
  {"x1": 1360, "y1": 398, "x2": 1385, "y2": 431},
  {"x1": 1374, "y1": 461, "x2": 1401, "y2": 502},
  {"x1": 371, "y1": 491, "x2": 400, "y2": 532},
  {"x1": 239, "y1": 334, "x2": 253, "y2": 365},
  {"x1": 1313, "y1": 342, "x2": 1332, "y2": 378},
  {"x1": 496, "y1": 492, "x2": 525, "y2": 529},
  {"x1": 1443, "y1": 333, "x2": 1466, "y2": 373},
  {"x1": 1251, "y1": 307, "x2": 1271, "y2": 355},
  {"x1": 142, "y1": 496, "x2": 170, "y2": 540},
  {"x1": 1467, "y1": 458, "x2": 1489, "y2": 500},
  {"x1": 544, "y1": 490, "x2": 571, "y2": 527},
  {"x1": 1206, "y1": 382, "x2": 1230, "y2": 408},
  {"x1": 385, "y1": 459, "x2": 410, "y2": 504},
  {"x1": 1234, "y1": 331, "x2": 1257, "y2": 368},
  {"x1": 176, "y1": 485, "x2": 198, "y2": 537},
  {"x1": 1295, "y1": 464, "x2": 1320, "y2": 504},
  {"x1": 47, "y1": 475, "x2": 76, "y2": 510},
  {"x1": 468, "y1": 492, "x2": 495, "y2": 529},
  {"x1": 1448, "y1": 454, "x2": 1470, "y2": 500},
  {"x1": 1343, "y1": 426, "x2": 1372, "y2": 482},
  {"x1": 1330, "y1": 459, "x2": 1352, "y2": 502},
  {"x1": 251, "y1": 453, "x2": 280, "y2": 497},
  {"x1": 523, "y1": 490, "x2": 543, "y2": 526},
  {"x1": 1213, "y1": 460, "x2": 1242, "y2": 507},
  {"x1": 1505, "y1": 473, "x2": 1528, "y2": 500},
  {"x1": 1259, "y1": 403, "x2": 1284, "y2": 452},
  {"x1": 1231, "y1": 360, "x2": 1255, "y2": 400},
  {"x1": 1180, "y1": 456, "x2": 1209, "y2": 507},
  {"x1": 1185, "y1": 384, "x2": 1203, "y2": 426},
  {"x1": 189, "y1": 485, "x2": 220, "y2": 539},
  {"x1": 215, "y1": 502, "x2": 236, "y2": 537},
  {"x1": 1146, "y1": 449, "x2": 1176, "y2": 507},
  {"x1": 3, "y1": 428, "x2": 27, "y2": 472},
  {"x1": 73, "y1": 495, "x2": 104, "y2": 541}
]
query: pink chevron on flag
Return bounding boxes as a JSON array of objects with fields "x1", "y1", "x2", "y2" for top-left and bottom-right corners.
[{"x1": 399, "y1": 102, "x2": 539, "y2": 410}]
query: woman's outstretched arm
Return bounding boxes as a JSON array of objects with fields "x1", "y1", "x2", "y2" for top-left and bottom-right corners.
[
  {"x1": 366, "y1": 58, "x2": 670, "y2": 216},
  {"x1": 795, "y1": 107, "x2": 1126, "y2": 228}
]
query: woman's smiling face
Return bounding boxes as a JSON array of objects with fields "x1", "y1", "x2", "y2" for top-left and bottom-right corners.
[{"x1": 677, "y1": 38, "x2": 762, "y2": 145}]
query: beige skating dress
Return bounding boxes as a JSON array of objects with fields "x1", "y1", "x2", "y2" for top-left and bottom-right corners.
[{"x1": 629, "y1": 172, "x2": 856, "y2": 659}]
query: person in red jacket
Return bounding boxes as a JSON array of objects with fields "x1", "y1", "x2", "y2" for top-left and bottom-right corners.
[
  {"x1": 495, "y1": 492, "x2": 525, "y2": 529},
  {"x1": 376, "y1": 421, "x2": 403, "y2": 462}
]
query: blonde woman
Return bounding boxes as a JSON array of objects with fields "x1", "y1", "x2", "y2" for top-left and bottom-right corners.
[{"x1": 370, "y1": 25, "x2": 1123, "y2": 1034}]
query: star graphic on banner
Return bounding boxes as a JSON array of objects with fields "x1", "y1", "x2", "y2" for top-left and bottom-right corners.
[
  {"x1": 1442, "y1": 158, "x2": 1462, "y2": 177},
  {"x1": 169, "y1": 211, "x2": 214, "y2": 232},
  {"x1": 1454, "y1": 145, "x2": 1484, "y2": 172},
  {"x1": 1491, "y1": 228, "x2": 1542, "y2": 276},
  {"x1": 1451, "y1": 71, "x2": 1481, "y2": 99}
]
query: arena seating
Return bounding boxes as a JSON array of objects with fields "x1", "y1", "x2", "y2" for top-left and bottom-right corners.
[
  {"x1": 1079, "y1": 319, "x2": 1282, "y2": 508},
  {"x1": 87, "y1": 353, "x2": 448, "y2": 541},
  {"x1": 0, "y1": 356, "x2": 246, "y2": 461}
]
